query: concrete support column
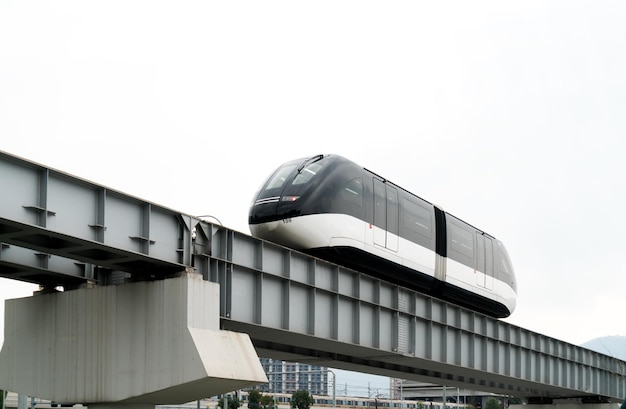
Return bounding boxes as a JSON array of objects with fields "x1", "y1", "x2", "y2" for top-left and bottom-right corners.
[{"x1": 0, "y1": 273, "x2": 267, "y2": 405}]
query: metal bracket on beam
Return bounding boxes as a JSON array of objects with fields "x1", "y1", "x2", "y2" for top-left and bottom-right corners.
[
  {"x1": 22, "y1": 205, "x2": 56, "y2": 216},
  {"x1": 129, "y1": 236, "x2": 156, "y2": 245}
]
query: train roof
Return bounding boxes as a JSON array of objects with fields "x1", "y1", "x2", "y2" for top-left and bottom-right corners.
[
  {"x1": 358, "y1": 159, "x2": 494, "y2": 239},
  {"x1": 303, "y1": 154, "x2": 496, "y2": 239}
]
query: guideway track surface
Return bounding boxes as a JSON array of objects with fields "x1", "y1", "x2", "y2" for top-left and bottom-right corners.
[{"x1": 0, "y1": 149, "x2": 624, "y2": 401}]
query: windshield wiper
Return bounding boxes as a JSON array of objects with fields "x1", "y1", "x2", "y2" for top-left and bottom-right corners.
[{"x1": 297, "y1": 154, "x2": 324, "y2": 173}]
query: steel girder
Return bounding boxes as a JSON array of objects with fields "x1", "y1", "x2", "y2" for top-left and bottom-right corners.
[{"x1": 193, "y1": 225, "x2": 626, "y2": 402}]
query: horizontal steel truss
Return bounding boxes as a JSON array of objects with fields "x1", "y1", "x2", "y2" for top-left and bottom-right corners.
[
  {"x1": 1, "y1": 150, "x2": 624, "y2": 400},
  {"x1": 194, "y1": 225, "x2": 626, "y2": 401},
  {"x1": 0, "y1": 150, "x2": 194, "y2": 288}
]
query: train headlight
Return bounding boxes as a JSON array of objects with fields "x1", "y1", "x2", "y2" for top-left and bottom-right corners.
[{"x1": 281, "y1": 196, "x2": 300, "y2": 202}]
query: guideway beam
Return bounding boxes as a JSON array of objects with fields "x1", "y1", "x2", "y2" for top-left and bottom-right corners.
[
  {"x1": 202, "y1": 226, "x2": 626, "y2": 402},
  {"x1": 0, "y1": 273, "x2": 267, "y2": 405}
]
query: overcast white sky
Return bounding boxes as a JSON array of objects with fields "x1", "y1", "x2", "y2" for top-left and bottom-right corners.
[{"x1": 1, "y1": 0, "x2": 625, "y2": 392}]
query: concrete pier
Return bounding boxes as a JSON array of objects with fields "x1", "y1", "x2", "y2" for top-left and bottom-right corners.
[{"x1": 0, "y1": 273, "x2": 267, "y2": 405}]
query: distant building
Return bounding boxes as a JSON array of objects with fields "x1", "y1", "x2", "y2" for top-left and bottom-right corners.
[
  {"x1": 258, "y1": 358, "x2": 329, "y2": 396},
  {"x1": 390, "y1": 379, "x2": 509, "y2": 409}
]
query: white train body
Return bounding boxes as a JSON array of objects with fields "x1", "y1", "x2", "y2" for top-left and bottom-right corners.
[{"x1": 249, "y1": 155, "x2": 517, "y2": 318}]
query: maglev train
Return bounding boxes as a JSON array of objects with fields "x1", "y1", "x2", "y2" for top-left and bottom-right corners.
[{"x1": 248, "y1": 154, "x2": 517, "y2": 318}]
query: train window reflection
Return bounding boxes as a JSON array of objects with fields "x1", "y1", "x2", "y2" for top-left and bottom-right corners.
[
  {"x1": 497, "y1": 242, "x2": 515, "y2": 287},
  {"x1": 266, "y1": 165, "x2": 297, "y2": 190},
  {"x1": 449, "y1": 222, "x2": 474, "y2": 261},
  {"x1": 402, "y1": 199, "x2": 432, "y2": 240},
  {"x1": 293, "y1": 163, "x2": 323, "y2": 185},
  {"x1": 340, "y1": 178, "x2": 363, "y2": 207}
]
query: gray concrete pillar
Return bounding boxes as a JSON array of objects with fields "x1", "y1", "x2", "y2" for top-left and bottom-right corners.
[{"x1": 0, "y1": 273, "x2": 267, "y2": 405}]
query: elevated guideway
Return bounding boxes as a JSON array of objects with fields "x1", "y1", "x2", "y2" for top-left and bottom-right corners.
[{"x1": 0, "y1": 150, "x2": 624, "y2": 404}]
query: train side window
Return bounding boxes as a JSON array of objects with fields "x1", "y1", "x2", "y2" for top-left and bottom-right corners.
[
  {"x1": 497, "y1": 241, "x2": 515, "y2": 286},
  {"x1": 339, "y1": 177, "x2": 363, "y2": 207},
  {"x1": 400, "y1": 197, "x2": 434, "y2": 249},
  {"x1": 448, "y1": 221, "x2": 474, "y2": 266},
  {"x1": 373, "y1": 179, "x2": 386, "y2": 229},
  {"x1": 501, "y1": 255, "x2": 513, "y2": 276},
  {"x1": 387, "y1": 186, "x2": 399, "y2": 235}
]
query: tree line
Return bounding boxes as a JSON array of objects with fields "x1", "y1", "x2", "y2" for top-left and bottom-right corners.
[
  {"x1": 217, "y1": 391, "x2": 509, "y2": 409},
  {"x1": 217, "y1": 390, "x2": 314, "y2": 409}
]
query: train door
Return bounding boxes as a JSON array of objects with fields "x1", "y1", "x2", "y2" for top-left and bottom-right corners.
[
  {"x1": 475, "y1": 233, "x2": 494, "y2": 290},
  {"x1": 373, "y1": 178, "x2": 399, "y2": 251}
]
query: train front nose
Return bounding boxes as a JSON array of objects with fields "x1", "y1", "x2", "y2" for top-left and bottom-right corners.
[
  {"x1": 249, "y1": 220, "x2": 280, "y2": 239},
  {"x1": 248, "y1": 196, "x2": 280, "y2": 225}
]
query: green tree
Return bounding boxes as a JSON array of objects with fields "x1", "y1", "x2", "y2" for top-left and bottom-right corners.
[
  {"x1": 260, "y1": 394, "x2": 276, "y2": 409},
  {"x1": 248, "y1": 390, "x2": 262, "y2": 409},
  {"x1": 485, "y1": 398, "x2": 501, "y2": 409},
  {"x1": 291, "y1": 390, "x2": 313, "y2": 409},
  {"x1": 218, "y1": 395, "x2": 242, "y2": 409}
]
